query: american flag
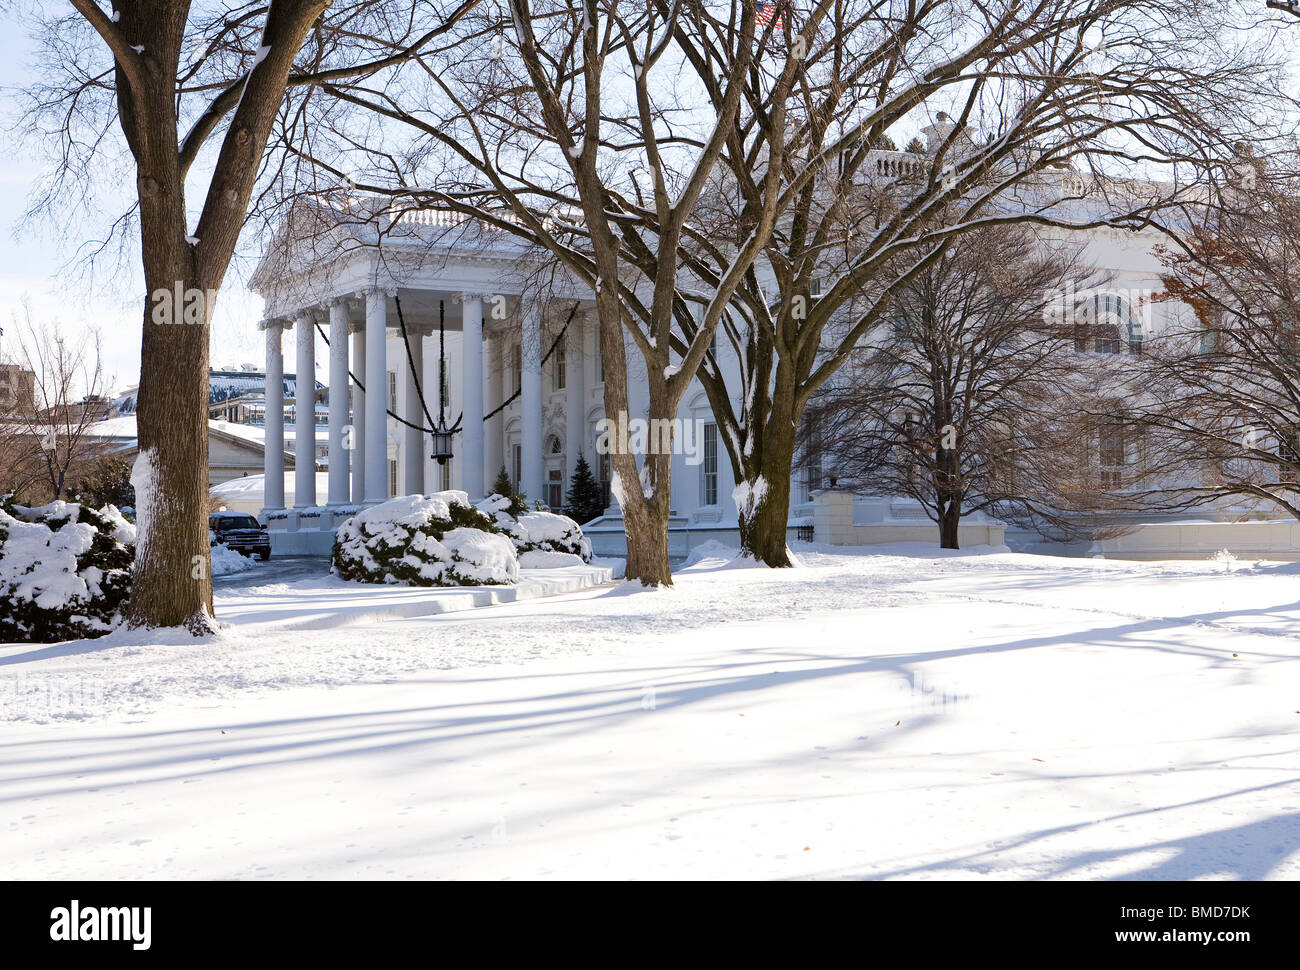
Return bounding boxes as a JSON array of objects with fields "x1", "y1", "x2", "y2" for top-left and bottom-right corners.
[{"x1": 756, "y1": 1, "x2": 785, "y2": 28}]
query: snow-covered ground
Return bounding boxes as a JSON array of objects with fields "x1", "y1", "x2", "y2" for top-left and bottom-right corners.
[{"x1": 2, "y1": 543, "x2": 1299, "y2": 880}]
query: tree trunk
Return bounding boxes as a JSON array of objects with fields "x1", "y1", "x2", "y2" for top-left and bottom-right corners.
[
  {"x1": 936, "y1": 441, "x2": 961, "y2": 550},
  {"x1": 737, "y1": 380, "x2": 799, "y2": 567},
  {"x1": 594, "y1": 276, "x2": 673, "y2": 586},
  {"x1": 621, "y1": 485, "x2": 673, "y2": 586},
  {"x1": 126, "y1": 236, "x2": 214, "y2": 632},
  {"x1": 737, "y1": 418, "x2": 797, "y2": 567},
  {"x1": 939, "y1": 500, "x2": 961, "y2": 549}
]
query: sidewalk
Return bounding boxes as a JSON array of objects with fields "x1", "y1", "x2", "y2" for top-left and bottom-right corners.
[{"x1": 215, "y1": 561, "x2": 622, "y2": 631}]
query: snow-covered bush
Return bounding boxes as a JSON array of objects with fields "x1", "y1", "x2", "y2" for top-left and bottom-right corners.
[
  {"x1": 475, "y1": 494, "x2": 593, "y2": 562},
  {"x1": 0, "y1": 501, "x2": 135, "y2": 642},
  {"x1": 332, "y1": 492, "x2": 519, "y2": 586}
]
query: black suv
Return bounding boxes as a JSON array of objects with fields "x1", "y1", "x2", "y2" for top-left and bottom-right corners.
[{"x1": 209, "y1": 512, "x2": 271, "y2": 561}]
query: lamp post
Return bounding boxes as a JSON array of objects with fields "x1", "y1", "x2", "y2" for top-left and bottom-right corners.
[{"x1": 430, "y1": 300, "x2": 454, "y2": 466}]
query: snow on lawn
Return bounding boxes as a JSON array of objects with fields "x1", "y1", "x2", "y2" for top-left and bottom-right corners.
[{"x1": 2, "y1": 543, "x2": 1300, "y2": 880}]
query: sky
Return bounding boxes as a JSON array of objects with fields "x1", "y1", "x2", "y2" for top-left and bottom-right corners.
[
  {"x1": 2, "y1": 5, "x2": 1298, "y2": 399},
  {"x1": 0, "y1": 16, "x2": 265, "y2": 396}
]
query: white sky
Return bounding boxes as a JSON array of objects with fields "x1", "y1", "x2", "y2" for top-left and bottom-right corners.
[
  {"x1": 0, "y1": 18, "x2": 266, "y2": 394},
  {"x1": 2, "y1": 7, "x2": 1298, "y2": 397}
]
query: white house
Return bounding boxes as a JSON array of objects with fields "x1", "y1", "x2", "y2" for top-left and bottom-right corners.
[{"x1": 245, "y1": 146, "x2": 1300, "y2": 561}]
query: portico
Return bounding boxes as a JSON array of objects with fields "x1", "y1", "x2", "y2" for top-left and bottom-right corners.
[
  {"x1": 254, "y1": 259, "x2": 604, "y2": 553},
  {"x1": 248, "y1": 200, "x2": 748, "y2": 559}
]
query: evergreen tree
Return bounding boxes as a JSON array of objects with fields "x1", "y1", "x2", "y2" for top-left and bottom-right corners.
[
  {"x1": 491, "y1": 465, "x2": 528, "y2": 516},
  {"x1": 565, "y1": 453, "x2": 606, "y2": 524},
  {"x1": 491, "y1": 465, "x2": 513, "y2": 500},
  {"x1": 903, "y1": 136, "x2": 927, "y2": 154}
]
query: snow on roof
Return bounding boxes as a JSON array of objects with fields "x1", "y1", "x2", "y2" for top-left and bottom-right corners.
[
  {"x1": 85, "y1": 416, "x2": 140, "y2": 439},
  {"x1": 210, "y1": 421, "x2": 329, "y2": 445},
  {"x1": 82, "y1": 415, "x2": 314, "y2": 451}
]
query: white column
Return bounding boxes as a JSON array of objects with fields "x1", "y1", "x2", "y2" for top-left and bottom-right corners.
[
  {"x1": 485, "y1": 332, "x2": 504, "y2": 490},
  {"x1": 350, "y1": 320, "x2": 366, "y2": 504},
  {"x1": 565, "y1": 310, "x2": 586, "y2": 488},
  {"x1": 521, "y1": 303, "x2": 543, "y2": 503},
  {"x1": 327, "y1": 299, "x2": 350, "y2": 506},
  {"x1": 262, "y1": 320, "x2": 285, "y2": 512},
  {"x1": 402, "y1": 324, "x2": 425, "y2": 496},
  {"x1": 294, "y1": 312, "x2": 316, "y2": 508},
  {"x1": 364, "y1": 289, "x2": 389, "y2": 504},
  {"x1": 460, "y1": 293, "x2": 486, "y2": 500}
]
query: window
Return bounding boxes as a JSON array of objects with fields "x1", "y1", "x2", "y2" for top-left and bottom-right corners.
[
  {"x1": 389, "y1": 459, "x2": 398, "y2": 498},
  {"x1": 599, "y1": 450, "x2": 611, "y2": 508},
  {"x1": 513, "y1": 344, "x2": 522, "y2": 395},
  {"x1": 1099, "y1": 418, "x2": 1127, "y2": 490},
  {"x1": 1095, "y1": 324, "x2": 1124, "y2": 355},
  {"x1": 553, "y1": 343, "x2": 566, "y2": 391},
  {"x1": 701, "y1": 422, "x2": 718, "y2": 506},
  {"x1": 512, "y1": 443, "x2": 522, "y2": 491},
  {"x1": 388, "y1": 371, "x2": 398, "y2": 409},
  {"x1": 1278, "y1": 424, "x2": 1300, "y2": 484},
  {"x1": 1087, "y1": 293, "x2": 1141, "y2": 355},
  {"x1": 901, "y1": 410, "x2": 921, "y2": 441},
  {"x1": 547, "y1": 468, "x2": 563, "y2": 510},
  {"x1": 799, "y1": 424, "x2": 823, "y2": 504},
  {"x1": 1200, "y1": 313, "x2": 1221, "y2": 355}
]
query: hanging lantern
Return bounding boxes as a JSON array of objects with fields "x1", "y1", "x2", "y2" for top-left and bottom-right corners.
[
  {"x1": 430, "y1": 420, "x2": 454, "y2": 465},
  {"x1": 430, "y1": 297, "x2": 454, "y2": 465}
]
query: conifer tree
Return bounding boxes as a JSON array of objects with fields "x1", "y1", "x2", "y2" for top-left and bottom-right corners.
[
  {"x1": 491, "y1": 466, "x2": 514, "y2": 500},
  {"x1": 565, "y1": 453, "x2": 606, "y2": 525}
]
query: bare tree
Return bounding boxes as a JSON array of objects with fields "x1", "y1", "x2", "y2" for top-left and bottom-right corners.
[
  {"x1": 1131, "y1": 162, "x2": 1300, "y2": 520},
  {"x1": 20, "y1": 0, "x2": 478, "y2": 631},
  {"x1": 1, "y1": 309, "x2": 109, "y2": 504},
  {"x1": 806, "y1": 223, "x2": 1131, "y2": 548},
  {"x1": 304, "y1": 0, "x2": 807, "y2": 585},
  {"x1": 673, "y1": 0, "x2": 1296, "y2": 566}
]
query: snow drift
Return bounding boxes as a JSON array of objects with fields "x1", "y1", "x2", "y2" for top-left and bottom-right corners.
[{"x1": 211, "y1": 543, "x2": 258, "y2": 576}]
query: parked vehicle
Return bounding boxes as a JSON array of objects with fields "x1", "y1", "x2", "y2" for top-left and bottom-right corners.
[{"x1": 209, "y1": 512, "x2": 271, "y2": 561}]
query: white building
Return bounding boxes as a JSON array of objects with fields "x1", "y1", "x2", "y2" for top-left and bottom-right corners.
[{"x1": 247, "y1": 149, "x2": 1300, "y2": 560}]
